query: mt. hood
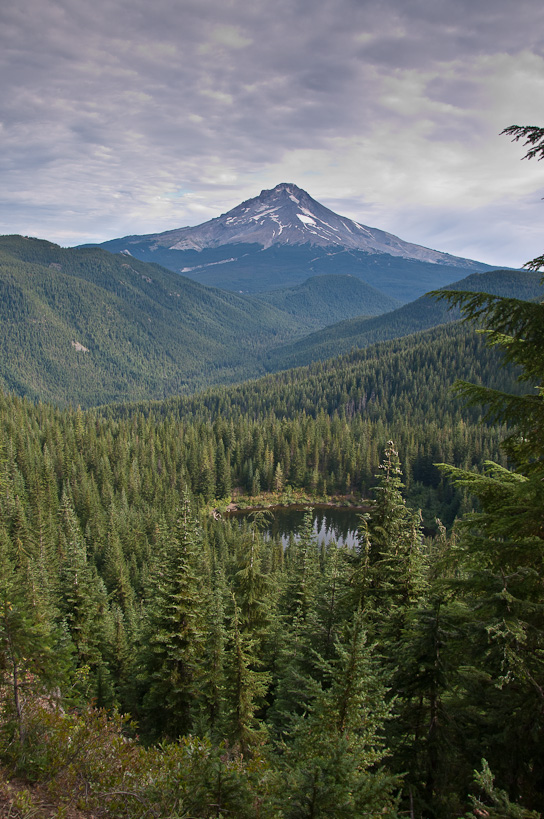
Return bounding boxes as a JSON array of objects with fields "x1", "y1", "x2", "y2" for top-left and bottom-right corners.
[
  {"x1": 119, "y1": 183, "x2": 478, "y2": 267},
  {"x1": 91, "y1": 183, "x2": 498, "y2": 300}
]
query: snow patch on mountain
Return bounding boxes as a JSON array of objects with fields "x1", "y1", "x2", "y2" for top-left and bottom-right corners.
[{"x1": 297, "y1": 214, "x2": 316, "y2": 226}]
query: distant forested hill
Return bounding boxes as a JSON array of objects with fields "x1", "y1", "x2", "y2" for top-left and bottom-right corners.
[
  {"x1": 253, "y1": 274, "x2": 400, "y2": 329},
  {"x1": 0, "y1": 235, "x2": 540, "y2": 407},
  {"x1": 266, "y1": 268, "x2": 544, "y2": 370}
]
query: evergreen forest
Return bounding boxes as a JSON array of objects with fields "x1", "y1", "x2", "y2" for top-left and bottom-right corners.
[{"x1": 1, "y1": 280, "x2": 544, "y2": 816}]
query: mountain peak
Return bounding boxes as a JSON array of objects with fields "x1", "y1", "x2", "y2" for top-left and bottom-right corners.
[
  {"x1": 266, "y1": 182, "x2": 300, "y2": 193},
  {"x1": 261, "y1": 182, "x2": 303, "y2": 198}
]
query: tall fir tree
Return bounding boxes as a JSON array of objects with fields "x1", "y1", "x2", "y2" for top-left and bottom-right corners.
[
  {"x1": 431, "y1": 174, "x2": 544, "y2": 810},
  {"x1": 139, "y1": 497, "x2": 206, "y2": 739},
  {"x1": 278, "y1": 609, "x2": 399, "y2": 819}
]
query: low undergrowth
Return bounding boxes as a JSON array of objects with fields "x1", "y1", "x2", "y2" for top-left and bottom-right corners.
[{"x1": 1, "y1": 701, "x2": 277, "y2": 819}]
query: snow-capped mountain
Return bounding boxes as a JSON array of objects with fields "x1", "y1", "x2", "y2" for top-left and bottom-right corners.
[
  {"x1": 92, "y1": 183, "x2": 497, "y2": 301},
  {"x1": 135, "y1": 182, "x2": 476, "y2": 268}
]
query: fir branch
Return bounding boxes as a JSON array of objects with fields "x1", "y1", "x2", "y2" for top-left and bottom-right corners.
[{"x1": 501, "y1": 125, "x2": 544, "y2": 161}]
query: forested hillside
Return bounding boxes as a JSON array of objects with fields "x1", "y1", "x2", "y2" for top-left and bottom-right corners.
[
  {"x1": 98, "y1": 321, "x2": 518, "y2": 525},
  {"x1": 253, "y1": 274, "x2": 400, "y2": 328},
  {"x1": 0, "y1": 235, "x2": 304, "y2": 404},
  {"x1": 0, "y1": 235, "x2": 540, "y2": 408}
]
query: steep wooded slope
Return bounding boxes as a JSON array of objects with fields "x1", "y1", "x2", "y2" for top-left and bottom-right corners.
[{"x1": 0, "y1": 235, "x2": 304, "y2": 405}]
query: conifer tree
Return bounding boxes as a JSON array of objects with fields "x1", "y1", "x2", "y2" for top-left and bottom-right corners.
[
  {"x1": 284, "y1": 510, "x2": 320, "y2": 623},
  {"x1": 224, "y1": 593, "x2": 270, "y2": 755},
  {"x1": 312, "y1": 541, "x2": 352, "y2": 662},
  {"x1": 465, "y1": 760, "x2": 541, "y2": 819},
  {"x1": 232, "y1": 515, "x2": 271, "y2": 636},
  {"x1": 103, "y1": 509, "x2": 135, "y2": 624},
  {"x1": 274, "y1": 462, "x2": 285, "y2": 494},
  {"x1": 388, "y1": 592, "x2": 466, "y2": 819},
  {"x1": 58, "y1": 487, "x2": 115, "y2": 705},
  {"x1": 354, "y1": 443, "x2": 424, "y2": 639},
  {"x1": 215, "y1": 439, "x2": 231, "y2": 499},
  {"x1": 278, "y1": 609, "x2": 398, "y2": 818},
  {"x1": 431, "y1": 153, "x2": 544, "y2": 809},
  {"x1": 0, "y1": 527, "x2": 61, "y2": 740},
  {"x1": 196, "y1": 547, "x2": 228, "y2": 738},
  {"x1": 268, "y1": 511, "x2": 321, "y2": 735},
  {"x1": 139, "y1": 497, "x2": 206, "y2": 739}
]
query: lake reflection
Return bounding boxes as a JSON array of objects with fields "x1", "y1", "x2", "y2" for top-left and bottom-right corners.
[{"x1": 228, "y1": 506, "x2": 365, "y2": 549}]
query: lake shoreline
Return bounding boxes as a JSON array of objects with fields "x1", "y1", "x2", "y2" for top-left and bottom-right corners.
[{"x1": 222, "y1": 500, "x2": 371, "y2": 517}]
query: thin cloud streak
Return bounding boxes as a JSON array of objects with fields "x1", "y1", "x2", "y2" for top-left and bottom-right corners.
[{"x1": 1, "y1": 0, "x2": 544, "y2": 267}]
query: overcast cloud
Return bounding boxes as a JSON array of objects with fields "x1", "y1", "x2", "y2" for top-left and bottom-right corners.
[{"x1": 1, "y1": 0, "x2": 544, "y2": 267}]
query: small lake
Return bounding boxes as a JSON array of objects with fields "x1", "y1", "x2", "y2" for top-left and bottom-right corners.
[{"x1": 225, "y1": 505, "x2": 366, "y2": 549}]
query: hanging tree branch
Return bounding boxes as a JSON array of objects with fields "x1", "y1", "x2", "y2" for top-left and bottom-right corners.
[
  {"x1": 502, "y1": 125, "x2": 544, "y2": 271},
  {"x1": 501, "y1": 125, "x2": 544, "y2": 161}
]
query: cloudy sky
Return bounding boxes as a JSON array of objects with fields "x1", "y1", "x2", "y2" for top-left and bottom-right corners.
[{"x1": 2, "y1": 0, "x2": 544, "y2": 267}]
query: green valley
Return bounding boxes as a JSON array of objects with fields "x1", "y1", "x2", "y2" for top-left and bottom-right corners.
[
  {"x1": 0, "y1": 234, "x2": 540, "y2": 408},
  {"x1": 1, "y1": 276, "x2": 543, "y2": 817}
]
